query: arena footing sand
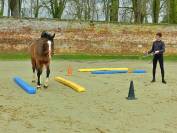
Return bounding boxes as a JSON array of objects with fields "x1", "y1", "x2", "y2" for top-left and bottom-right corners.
[{"x1": 0, "y1": 60, "x2": 177, "y2": 133}]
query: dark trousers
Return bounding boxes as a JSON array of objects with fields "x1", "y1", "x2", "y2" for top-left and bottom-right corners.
[{"x1": 152, "y1": 55, "x2": 165, "y2": 81}]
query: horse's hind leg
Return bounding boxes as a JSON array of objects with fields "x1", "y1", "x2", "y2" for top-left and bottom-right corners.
[
  {"x1": 31, "y1": 59, "x2": 36, "y2": 83},
  {"x1": 44, "y1": 64, "x2": 50, "y2": 88}
]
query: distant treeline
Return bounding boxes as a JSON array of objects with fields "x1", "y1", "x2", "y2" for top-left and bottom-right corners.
[{"x1": 0, "y1": 0, "x2": 177, "y2": 24}]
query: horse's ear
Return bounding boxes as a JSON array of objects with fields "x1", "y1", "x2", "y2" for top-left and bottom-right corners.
[
  {"x1": 52, "y1": 33, "x2": 55, "y2": 39},
  {"x1": 41, "y1": 31, "x2": 46, "y2": 38}
]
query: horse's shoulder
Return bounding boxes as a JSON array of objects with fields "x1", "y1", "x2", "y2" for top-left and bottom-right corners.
[{"x1": 36, "y1": 38, "x2": 48, "y2": 45}]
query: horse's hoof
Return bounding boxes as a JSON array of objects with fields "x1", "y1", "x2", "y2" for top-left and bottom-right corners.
[
  {"x1": 43, "y1": 84, "x2": 48, "y2": 88},
  {"x1": 37, "y1": 85, "x2": 41, "y2": 89}
]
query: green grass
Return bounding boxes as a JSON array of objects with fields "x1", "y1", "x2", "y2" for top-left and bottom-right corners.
[
  {"x1": 53, "y1": 54, "x2": 151, "y2": 60},
  {"x1": 0, "y1": 52, "x2": 30, "y2": 60},
  {"x1": 0, "y1": 52, "x2": 177, "y2": 61}
]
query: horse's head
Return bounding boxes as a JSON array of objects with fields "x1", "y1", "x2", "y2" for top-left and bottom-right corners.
[{"x1": 41, "y1": 31, "x2": 55, "y2": 57}]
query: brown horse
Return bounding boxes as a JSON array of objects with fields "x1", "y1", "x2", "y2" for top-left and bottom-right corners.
[{"x1": 30, "y1": 32, "x2": 55, "y2": 88}]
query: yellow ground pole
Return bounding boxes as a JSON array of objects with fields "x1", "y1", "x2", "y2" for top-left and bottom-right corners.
[
  {"x1": 78, "y1": 68, "x2": 129, "y2": 72},
  {"x1": 55, "y1": 77, "x2": 86, "y2": 92}
]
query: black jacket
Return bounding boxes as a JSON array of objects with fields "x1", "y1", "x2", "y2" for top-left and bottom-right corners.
[{"x1": 148, "y1": 40, "x2": 165, "y2": 55}]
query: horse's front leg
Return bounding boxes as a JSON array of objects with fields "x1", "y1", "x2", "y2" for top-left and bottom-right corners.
[
  {"x1": 31, "y1": 59, "x2": 36, "y2": 83},
  {"x1": 44, "y1": 65, "x2": 50, "y2": 88},
  {"x1": 37, "y1": 67, "x2": 42, "y2": 88},
  {"x1": 32, "y1": 67, "x2": 36, "y2": 83}
]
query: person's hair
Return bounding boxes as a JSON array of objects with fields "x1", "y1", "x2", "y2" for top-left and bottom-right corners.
[{"x1": 156, "y1": 32, "x2": 162, "y2": 37}]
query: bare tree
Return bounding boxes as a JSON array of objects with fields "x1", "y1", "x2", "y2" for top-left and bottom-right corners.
[
  {"x1": 83, "y1": 0, "x2": 91, "y2": 21},
  {"x1": 110, "y1": 0, "x2": 119, "y2": 22},
  {"x1": 152, "y1": 0, "x2": 160, "y2": 23},
  {"x1": 72, "y1": 0, "x2": 98, "y2": 21},
  {"x1": 168, "y1": 0, "x2": 177, "y2": 23},
  {"x1": 102, "y1": 0, "x2": 110, "y2": 21},
  {"x1": 119, "y1": 0, "x2": 133, "y2": 23},
  {"x1": 72, "y1": 0, "x2": 83, "y2": 20},
  {"x1": 132, "y1": 0, "x2": 148, "y2": 23},
  {"x1": 34, "y1": 0, "x2": 39, "y2": 18},
  {"x1": 8, "y1": 0, "x2": 21, "y2": 17},
  {"x1": 49, "y1": 0, "x2": 67, "y2": 19},
  {"x1": 0, "y1": 0, "x2": 4, "y2": 16}
]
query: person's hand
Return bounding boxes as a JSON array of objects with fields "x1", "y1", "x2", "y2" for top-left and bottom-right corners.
[
  {"x1": 155, "y1": 51, "x2": 159, "y2": 54},
  {"x1": 144, "y1": 51, "x2": 148, "y2": 56}
]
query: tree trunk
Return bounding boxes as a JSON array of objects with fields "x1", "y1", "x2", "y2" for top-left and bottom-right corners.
[
  {"x1": 132, "y1": 0, "x2": 141, "y2": 23},
  {"x1": 91, "y1": 0, "x2": 96, "y2": 21},
  {"x1": 74, "y1": 0, "x2": 82, "y2": 20},
  {"x1": 8, "y1": 0, "x2": 10, "y2": 17},
  {"x1": 34, "y1": 0, "x2": 39, "y2": 18},
  {"x1": 50, "y1": 0, "x2": 66, "y2": 19},
  {"x1": 168, "y1": 0, "x2": 177, "y2": 23},
  {"x1": 105, "y1": 0, "x2": 110, "y2": 22},
  {"x1": 103, "y1": 0, "x2": 110, "y2": 22},
  {"x1": 84, "y1": 0, "x2": 90, "y2": 21},
  {"x1": 0, "y1": 0, "x2": 4, "y2": 16},
  {"x1": 132, "y1": 0, "x2": 147, "y2": 24},
  {"x1": 110, "y1": 0, "x2": 119, "y2": 22},
  {"x1": 30, "y1": 0, "x2": 33, "y2": 17},
  {"x1": 58, "y1": 0, "x2": 66, "y2": 19},
  {"x1": 9, "y1": 0, "x2": 20, "y2": 17},
  {"x1": 152, "y1": 0, "x2": 160, "y2": 23}
]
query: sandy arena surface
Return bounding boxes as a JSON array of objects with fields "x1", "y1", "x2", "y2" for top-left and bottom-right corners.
[{"x1": 0, "y1": 60, "x2": 177, "y2": 133}]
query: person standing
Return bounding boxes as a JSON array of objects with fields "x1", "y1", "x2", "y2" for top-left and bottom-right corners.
[{"x1": 146, "y1": 32, "x2": 167, "y2": 84}]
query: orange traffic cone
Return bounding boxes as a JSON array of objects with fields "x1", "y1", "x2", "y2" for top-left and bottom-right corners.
[{"x1": 67, "y1": 65, "x2": 73, "y2": 76}]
